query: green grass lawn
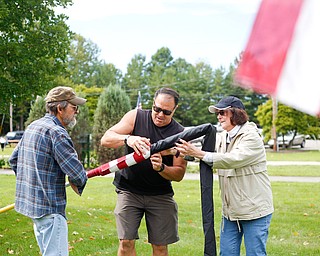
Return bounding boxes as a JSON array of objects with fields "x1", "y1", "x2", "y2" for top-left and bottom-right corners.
[
  {"x1": 266, "y1": 150, "x2": 320, "y2": 161},
  {"x1": 187, "y1": 164, "x2": 320, "y2": 177},
  {"x1": 267, "y1": 165, "x2": 320, "y2": 177},
  {"x1": 1, "y1": 175, "x2": 319, "y2": 255}
]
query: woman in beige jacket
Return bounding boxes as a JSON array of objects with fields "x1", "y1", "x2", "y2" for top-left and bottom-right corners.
[{"x1": 176, "y1": 96, "x2": 274, "y2": 256}]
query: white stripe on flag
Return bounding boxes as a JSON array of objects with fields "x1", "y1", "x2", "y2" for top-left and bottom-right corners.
[
  {"x1": 125, "y1": 153, "x2": 138, "y2": 166},
  {"x1": 276, "y1": 0, "x2": 320, "y2": 116},
  {"x1": 109, "y1": 159, "x2": 120, "y2": 173},
  {"x1": 235, "y1": 0, "x2": 320, "y2": 116}
]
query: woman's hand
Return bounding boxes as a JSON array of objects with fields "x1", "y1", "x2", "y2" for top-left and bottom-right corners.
[{"x1": 175, "y1": 139, "x2": 205, "y2": 160}]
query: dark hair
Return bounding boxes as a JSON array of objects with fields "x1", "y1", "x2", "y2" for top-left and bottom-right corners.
[
  {"x1": 46, "y1": 101, "x2": 68, "y2": 115},
  {"x1": 154, "y1": 87, "x2": 179, "y2": 106},
  {"x1": 229, "y1": 108, "x2": 249, "y2": 126}
]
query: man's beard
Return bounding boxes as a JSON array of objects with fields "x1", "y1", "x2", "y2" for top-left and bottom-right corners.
[{"x1": 64, "y1": 117, "x2": 77, "y2": 129}]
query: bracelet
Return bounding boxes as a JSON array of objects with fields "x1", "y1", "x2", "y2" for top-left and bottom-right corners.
[
  {"x1": 156, "y1": 163, "x2": 165, "y2": 172},
  {"x1": 124, "y1": 135, "x2": 130, "y2": 145}
]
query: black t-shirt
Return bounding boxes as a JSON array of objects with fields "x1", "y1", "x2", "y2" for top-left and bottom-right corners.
[{"x1": 113, "y1": 109, "x2": 184, "y2": 195}]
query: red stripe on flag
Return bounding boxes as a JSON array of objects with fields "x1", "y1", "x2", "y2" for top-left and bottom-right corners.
[
  {"x1": 132, "y1": 152, "x2": 147, "y2": 163},
  {"x1": 117, "y1": 155, "x2": 129, "y2": 170},
  {"x1": 235, "y1": 0, "x2": 304, "y2": 94},
  {"x1": 86, "y1": 162, "x2": 111, "y2": 178}
]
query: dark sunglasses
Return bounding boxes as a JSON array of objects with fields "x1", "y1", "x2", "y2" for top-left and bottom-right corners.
[
  {"x1": 152, "y1": 105, "x2": 173, "y2": 116},
  {"x1": 215, "y1": 110, "x2": 227, "y2": 116}
]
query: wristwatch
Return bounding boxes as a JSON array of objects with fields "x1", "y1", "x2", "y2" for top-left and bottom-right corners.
[
  {"x1": 156, "y1": 163, "x2": 165, "y2": 172},
  {"x1": 124, "y1": 135, "x2": 130, "y2": 145}
]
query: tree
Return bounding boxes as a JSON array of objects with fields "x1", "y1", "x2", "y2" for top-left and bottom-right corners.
[
  {"x1": 92, "y1": 62, "x2": 122, "y2": 88},
  {"x1": 73, "y1": 84, "x2": 104, "y2": 124},
  {"x1": 255, "y1": 99, "x2": 273, "y2": 142},
  {"x1": 122, "y1": 54, "x2": 147, "y2": 108},
  {"x1": 67, "y1": 34, "x2": 123, "y2": 88},
  {"x1": 92, "y1": 85, "x2": 131, "y2": 164},
  {"x1": 0, "y1": 0, "x2": 73, "y2": 112},
  {"x1": 24, "y1": 96, "x2": 46, "y2": 127},
  {"x1": 69, "y1": 98, "x2": 91, "y2": 167},
  {"x1": 166, "y1": 59, "x2": 213, "y2": 126},
  {"x1": 256, "y1": 99, "x2": 320, "y2": 144},
  {"x1": 146, "y1": 47, "x2": 174, "y2": 91},
  {"x1": 24, "y1": 84, "x2": 92, "y2": 165},
  {"x1": 67, "y1": 34, "x2": 102, "y2": 86}
]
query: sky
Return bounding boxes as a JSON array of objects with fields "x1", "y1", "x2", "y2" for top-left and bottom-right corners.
[{"x1": 58, "y1": 0, "x2": 262, "y2": 73}]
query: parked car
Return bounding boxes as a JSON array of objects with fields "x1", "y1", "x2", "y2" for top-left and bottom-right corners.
[
  {"x1": 267, "y1": 132, "x2": 306, "y2": 148},
  {"x1": 5, "y1": 131, "x2": 24, "y2": 142},
  {"x1": 184, "y1": 123, "x2": 224, "y2": 148}
]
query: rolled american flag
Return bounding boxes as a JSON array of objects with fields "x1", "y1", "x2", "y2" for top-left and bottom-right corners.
[
  {"x1": 86, "y1": 123, "x2": 214, "y2": 178},
  {"x1": 87, "y1": 151, "x2": 150, "y2": 178}
]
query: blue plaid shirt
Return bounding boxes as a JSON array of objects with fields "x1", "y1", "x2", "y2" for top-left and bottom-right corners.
[{"x1": 9, "y1": 114, "x2": 88, "y2": 219}]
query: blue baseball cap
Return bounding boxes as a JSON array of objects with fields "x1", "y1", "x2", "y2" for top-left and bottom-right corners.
[{"x1": 208, "y1": 96, "x2": 245, "y2": 113}]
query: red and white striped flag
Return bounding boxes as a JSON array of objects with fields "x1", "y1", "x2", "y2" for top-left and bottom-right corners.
[
  {"x1": 235, "y1": 0, "x2": 320, "y2": 117},
  {"x1": 86, "y1": 151, "x2": 150, "y2": 178}
]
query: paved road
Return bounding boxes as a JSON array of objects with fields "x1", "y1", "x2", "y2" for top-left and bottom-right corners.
[
  {"x1": 183, "y1": 173, "x2": 320, "y2": 183},
  {"x1": 2, "y1": 160, "x2": 319, "y2": 182}
]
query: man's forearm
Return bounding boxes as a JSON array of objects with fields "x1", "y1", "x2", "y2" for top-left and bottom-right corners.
[{"x1": 101, "y1": 130, "x2": 128, "y2": 148}]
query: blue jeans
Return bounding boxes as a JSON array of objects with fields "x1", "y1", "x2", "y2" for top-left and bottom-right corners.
[
  {"x1": 33, "y1": 214, "x2": 68, "y2": 256},
  {"x1": 220, "y1": 214, "x2": 272, "y2": 256}
]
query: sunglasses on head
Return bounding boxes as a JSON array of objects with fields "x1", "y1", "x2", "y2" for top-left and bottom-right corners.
[
  {"x1": 215, "y1": 110, "x2": 227, "y2": 116},
  {"x1": 152, "y1": 105, "x2": 173, "y2": 116}
]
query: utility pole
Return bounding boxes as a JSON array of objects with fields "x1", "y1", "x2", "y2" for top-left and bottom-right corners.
[
  {"x1": 10, "y1": 102, "x2": 13, "y2": 132},
  {"x1": 272, "y1": 97, "x2": 278, "y2": 152},
  {"x1": 0, "y1": 114, "x2": 4, "y2": 134}
]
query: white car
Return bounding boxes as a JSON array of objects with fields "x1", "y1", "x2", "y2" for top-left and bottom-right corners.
[
  {"x1": 183, "y1": 126, "x2": 204, "y2": 149},
  {"x1": 184, "y1": 124, "x2": 222, "y2": 149},
  {"x1": 267, "y1": 132, "x2": 306, "y2": 148}
]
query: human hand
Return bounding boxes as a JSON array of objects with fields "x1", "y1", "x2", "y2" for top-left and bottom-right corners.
[
  {"x1": 175, "y1": 139, "x2": 201, "y2": 158},
  {"x1": 68, "y1": 177, "x2": 81, "y2": 196},
  {"x1": 160, "y1": 147, "x2": 180, "y2": 157},
  {"x1": 150, "y1": 152, "x2": 163, "y2": 172},
  {"x1": 126, "y1": 135, "x2": 151, "y2": 155}
]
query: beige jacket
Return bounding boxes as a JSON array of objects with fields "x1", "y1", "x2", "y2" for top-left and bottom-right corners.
[{"x1": 204, "y1": 122, "x2": 274, "y2": 221}]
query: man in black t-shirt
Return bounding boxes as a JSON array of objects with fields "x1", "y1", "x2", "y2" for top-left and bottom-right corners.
[{"x1": 101, "y1": 87, "x2": 187, "y2": 256}]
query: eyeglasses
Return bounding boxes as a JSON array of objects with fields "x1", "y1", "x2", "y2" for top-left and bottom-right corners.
[
  {"x1": 215, "y1": 110, "x2": 227, "y2": 116},
  {"x1": 152, "y1": 105, "x2": 173, "y2": 116},
  {"x1": 69, "y1": 104, "x2": 79, "y2": 112}
]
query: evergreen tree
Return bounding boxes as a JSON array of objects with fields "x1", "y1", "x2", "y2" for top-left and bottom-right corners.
[
  {"x1": 122, "y1": 54, "x2": 147, "y2": 108},
  {"x1": 92, "y1": 85, "x2": 131, "y2": 164},
  {"x1": 24, "y1": 96, "x2": 46, "y2": 127},
  {"x1": 70, "y1": 101, "x2": 91, "y2": 167}
]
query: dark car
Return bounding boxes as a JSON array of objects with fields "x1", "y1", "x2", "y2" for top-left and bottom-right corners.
[{"x1": 5, "y1": 131, "x2": 24, "y2": 141}]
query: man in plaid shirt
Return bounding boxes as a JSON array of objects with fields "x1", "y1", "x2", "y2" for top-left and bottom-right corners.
[{"x1": 9, "y1": 86, "x2": 88, "y2": 256}]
